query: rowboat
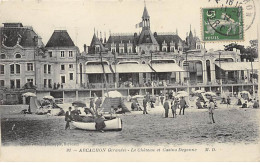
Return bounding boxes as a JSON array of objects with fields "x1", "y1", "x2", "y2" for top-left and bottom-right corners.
[{"x1": 72, "y1": 117, "x2": 122, "y2": 131}]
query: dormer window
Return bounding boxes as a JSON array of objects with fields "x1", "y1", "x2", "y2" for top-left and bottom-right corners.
[
  {"x1": 15, "y1": 54, "x2": 21, "y2": 58},
  {"x1": 1, "y1": 54, "x2": 6, "y2": 59},
  {"x1": 60, "y1": 51, "x2": 65, "y2": 57},
  {"x1": 69, "y1": 51, "x2": 73, "y2": 57},
  {"x1": 49, "y1": 52, "x2": 52, "y2": 57},
  {"x1": 95, "y1": 46, "x2": 100, "y2": 53}
]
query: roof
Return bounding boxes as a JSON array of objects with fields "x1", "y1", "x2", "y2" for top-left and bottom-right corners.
[
  {"x1": 150, "y1": 63, "x2": 184, "y2": 72},
  {"x1": 142, "y1": 6, "x2": 150, "y2": 19},
  {"x1": 138, "y1": 29, "x2": 158, "y2": 45},
  {"x1": 85, "y1": 64, "x2": 113, "y2": 74},
  {"x1": 106, "y1": 35, "x2": 136, "y2": 44},
  {"x1": 46, "y1": 30, "x2": 75, "y2": 47},
  {"x1": 215, "y1": 62, "x2": 260, "y2": 71},
  {"x1": 0, "y1": 26, "x2": 38, "y2": 47},
  {"x1": 112, "y1": 64, "x2": 153, "y2": 73},
  {"x1": 154, "y1": 34, "x2": 183, "y2": 47}
]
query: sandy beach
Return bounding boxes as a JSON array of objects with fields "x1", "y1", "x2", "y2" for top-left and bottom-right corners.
[{"x1": 1, "y1": 99, "x2": 259, "y2": 146}]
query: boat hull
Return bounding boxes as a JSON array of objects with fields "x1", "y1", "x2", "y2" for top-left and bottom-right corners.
[{"x1": 72, "y1": 117, "x2": 122, "y2": 131}]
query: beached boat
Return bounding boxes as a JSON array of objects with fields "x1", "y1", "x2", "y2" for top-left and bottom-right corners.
[{"x1": 72, "y1": 117, "x2": 122, "y2": 131}]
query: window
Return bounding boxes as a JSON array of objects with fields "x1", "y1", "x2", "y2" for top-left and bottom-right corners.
[
  {"x1": 44, "y1": 79, "x2": 47, "y2": 88},
  {"x1": 16, "y1": 64, "x2": 20, "y2": 74},
  {"x1": 163, "y1": 47, "x2": 167, "y2": 52},
  {"x1": 10, "y1": 80, "x2": 15, "y2": 89},
  {"x1": 60, "y1": 51, "x2": 64, "y2": 57},
  {"x1": 44, "y1": 64, "x2": 47, "y2": 73},
  {"x1": 61, "y1": 64, "x2": 65, "y2": 70},
  {"x1": 128, "y1": 48, "x2": 132, "y2": 53},
  {"x1": 69, "y1": 64, "x2": 73, "y2": 69},
  {"x1": 111, "y1": 48, "x2": 115, "y2": 53},
  {"x1": 95, "y1": 46, "x2": 100, "y2": 52},
  {"x1": 120, "y1": 48, "x2": 124, "y2": 53},
  {"x1": 27, "y1": 63, "x2": 33, "y2": 71},
  {"x1": 69, "y1": 73, "x2": 73, "y2": 80},
  {"x1": 48, "y1": 79, "x2": 52, "y2": 87},
  {"x1": 69, "y1": 51, "x2": 73, "y2": 57},
  {"x1": 0, "y1": 80, "x2": 4, "y2": 87},
  {"x1": 16, "y1": 79, "x2": 20, "y2": 88},
  {"x1": 0, "y1": 65, "x2": 4, "y2": 74},
  {"x1": 61, "y1": 76, "x2": 65, "y2": 83},
  {"x1": 27, "y1": 79, "x2": 33, "y2": 83},
  {"x1": 1, "y1": 54, "x2": 6, "y2": 59},
  {"x1": 48, "y1": 65, "x2": 51, "y2": 74},
  {"x1": 15, "y1": 54, "x2": 21, "y2": 58},
  {"x1": 49, "y1": 52, "x2": 52, "y2": 57},
  {"x1": 10, "y1": 64, "x2": 14, "y2": 74}
]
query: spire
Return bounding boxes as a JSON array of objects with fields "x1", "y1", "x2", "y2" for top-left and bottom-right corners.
[{"x1": 142, "y1": 4, "x2": 150, "y2": 19}]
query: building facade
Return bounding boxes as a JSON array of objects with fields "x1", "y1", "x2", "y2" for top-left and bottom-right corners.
[{"x1": 0, "y1": 5, "x2": 258, "y2": 104}]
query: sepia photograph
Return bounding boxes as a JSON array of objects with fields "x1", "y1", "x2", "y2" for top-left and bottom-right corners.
[{"x1": 0, "y1": 0, "x2": 259, "y2": 162}]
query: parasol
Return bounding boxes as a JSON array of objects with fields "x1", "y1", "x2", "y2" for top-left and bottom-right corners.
[
  {"x1": 22, "y1": 92, "x2": 36, "y2": 97},
  {"x1": 72, "y1": 100, "x2": 86, "y2": 107},
  {"x1": 105, "y1": 90, "x2": 122, "y2": 98}
]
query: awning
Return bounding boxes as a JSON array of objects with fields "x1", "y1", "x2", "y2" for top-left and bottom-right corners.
[
  {"x1": 112, "y1": 64, "x2": 152, "y2": 73},
  {"x1": 215, "y1": 62, "x2": 259, "y2": 71},
  {"x1": 85, "y1": 65, "x2": 113, "y2": 74},
  {"x1": 150, "y1": 63, "x2": 184, "y2": 72}
]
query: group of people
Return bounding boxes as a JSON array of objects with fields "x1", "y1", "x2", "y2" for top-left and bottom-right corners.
[{"x1": 162, "y1": 97, "x2": 187, "y2": 118}]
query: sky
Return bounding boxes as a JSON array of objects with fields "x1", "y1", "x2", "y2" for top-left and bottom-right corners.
[{"x1": 0, "y1": 0, "x2": 259, "y2": 52}]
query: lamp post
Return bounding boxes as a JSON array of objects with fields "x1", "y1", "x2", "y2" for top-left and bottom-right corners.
[{"x1": 218, "y1": 52, "x2": 222, "y2": 94}]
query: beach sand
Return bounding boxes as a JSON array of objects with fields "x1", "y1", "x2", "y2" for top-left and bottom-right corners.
[{"x1": 1, "y1": 99, "x2": 259, "y2": 146}]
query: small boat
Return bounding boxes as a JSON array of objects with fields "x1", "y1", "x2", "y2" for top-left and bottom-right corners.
[{"x1": 72, "y1": 117, "x2": 122, "y2": 131}]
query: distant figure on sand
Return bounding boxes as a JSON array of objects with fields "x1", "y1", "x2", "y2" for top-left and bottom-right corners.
[
  {"x1": 253, "y1": 99, "x2": 259, "y2": 109},
  {"x1": 163, "y1": 99, "x2": 170, "y2": 118},
  {"x1": 171, "y1": 98, "x2": 178, "y2": 118},
  {"x1": 65, "y1": 107, "x2": 73, "y2": 130},
  {"x1": 227, "y1": 96, "x2": 231, "y2": 107},
  {"x1": 179, "y1": 97, "x2": 187, "y2": 115},
  {"x1": 208, "y1": 99, "x2": 215, "y2": 124},
  {"x1": 143, "y1": 98, "x2": 148, "y2": 114},
  {"x1": 160, "y1": 95, "x2": 164, "y2": 105}
]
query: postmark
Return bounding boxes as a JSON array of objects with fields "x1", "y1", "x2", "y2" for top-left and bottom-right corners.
[
  {"x1": 202, "y1": 7, "x2": 244, "y2": 41},
  {"x1": 209, "y1": 0, "x2": 256, "y2": 31}
]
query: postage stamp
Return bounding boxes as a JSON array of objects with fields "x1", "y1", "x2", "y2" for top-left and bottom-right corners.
[{"x1": 202, "y1": 7, "x2": 244, "y2": 41}]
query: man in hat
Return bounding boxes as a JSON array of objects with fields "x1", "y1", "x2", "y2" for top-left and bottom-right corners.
[
  {"x1": 163, "y1": 99, "x2": 170, "y2": 118},
  {"x1": 143, "y1": 98, "x2": 148, "y2": 114},
  {"x1": 65, "y1": 107, "x2": 73, "y2": 130},
  {"x1": 179, "y1": 97, "x2": 187, "y2": 115}
]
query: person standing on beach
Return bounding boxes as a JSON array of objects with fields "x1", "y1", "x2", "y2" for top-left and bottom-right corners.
[
  {"x1": 208, "y1": 99, "x2": 215, "y2": 124},
  {"x1": 163, "y1": 99, "x2": 170, "y2": 118},
  {"x1": 143, "y1": 98, "x2": 148, "y2": 114},
  {"x1": 171, "y1": 98, "x2": 178, "y2": 118},
  {"x1": 227, "y1": 96, "x2": 231, "y2": 107},
  {"x1": 95, "y1": 97, "x2": 102, "y2": 112},
  {"x1": 160, "y1": 95, "x2": 164, "y2": 106},
  {"x1": 179, "y1": 97, "x2": 186, "y2": 115},
  {"x1": 65, "y1": 107, "x2": 73, "y2": 130},
  {"x1": 90, "y1": 98, "x2": 95, "y2": 111}
]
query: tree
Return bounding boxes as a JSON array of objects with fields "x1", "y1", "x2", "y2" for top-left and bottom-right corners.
[{"x1": 223, "y1": 40, "x2": 258, "y2": 61}]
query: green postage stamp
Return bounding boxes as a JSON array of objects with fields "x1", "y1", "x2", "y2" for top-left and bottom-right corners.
[{"x1": 202, "y1": 7, "x2": 243, "y2": 41}]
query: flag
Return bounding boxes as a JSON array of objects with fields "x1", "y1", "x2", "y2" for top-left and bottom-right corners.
[{"x1": 135, "y1": 22, "x2": 143, "y2": 28}]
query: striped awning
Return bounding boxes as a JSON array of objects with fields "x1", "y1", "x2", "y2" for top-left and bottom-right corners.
[
  {"x1": 112, "y1": 64, "x2": 152, "y2": 73},
  {"x1": 150, "y1": 63, "x2": 184, "y2": 72},
  {"x1": 85, "y1": 65, "x2": 113, "y2": 74},
  {"x1": 215, "y1": 62, "x2": 260, "y2": 71}
]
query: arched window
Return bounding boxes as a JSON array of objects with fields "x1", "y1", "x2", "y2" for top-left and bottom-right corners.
[
  {"x1": 15, "y1": 54, "x2": 21, "y2": 58},
  {"x1": 1, "y1": 54, "x2": 6, "y2": 59}
]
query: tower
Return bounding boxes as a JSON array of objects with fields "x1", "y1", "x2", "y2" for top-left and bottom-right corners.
[{"x1": 142, "y1": 4, "x2": 150, "y2": 30}]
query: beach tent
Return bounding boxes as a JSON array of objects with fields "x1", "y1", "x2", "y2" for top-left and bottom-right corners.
[
  {"x1": 29, "y1": 96, "x2": 41, "y2": 113},
  {"x1": 105, "y1": 91, "x2": 122, "y2": 98},
  {"x1": 100, "y1": 97, "x2": 130, "y2": 114},
  {"x1": 238, "y1": 91, "x2": 251, "y2": 101}
]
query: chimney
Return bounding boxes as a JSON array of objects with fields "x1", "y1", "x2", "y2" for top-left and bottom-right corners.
[{"x1": 84, "y1": 44, "x2": 86, "y2": 52}]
